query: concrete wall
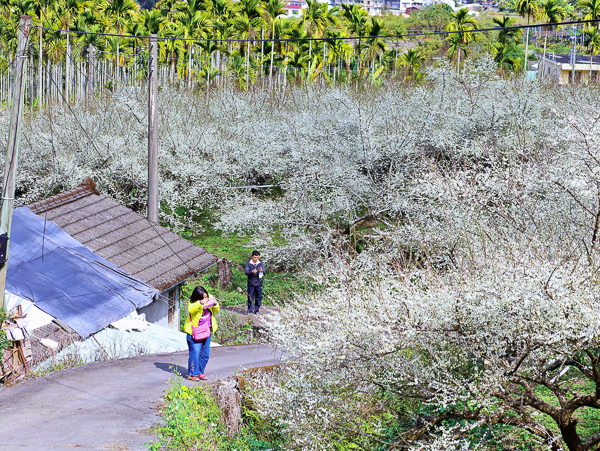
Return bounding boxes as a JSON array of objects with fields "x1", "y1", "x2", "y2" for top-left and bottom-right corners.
[
  {"x1": 138, "y1": 285, "x2": 180, "y2": 330},
  {"x1": 539, "y1": 57, "x2": 600, "y2": 85}
]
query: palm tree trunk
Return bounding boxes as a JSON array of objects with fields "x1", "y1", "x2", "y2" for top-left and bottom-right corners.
[
  {"x1": 457, "y1": 45, "x2": 461, "y2": 76},
  {"x1": 117, "y1": 37, "x2": 120, "y2": 84},
  {"x1": 39, "y1": 30, "x2": 43, "y2": 106},
  {"x1": 29, "y1": 53, "x2": 33, "y2": 107},
  {"x1": 323, "y1": 43, "x2": 327, "y2": 85},
  {"x1": 188, "y1": 46, "x2": 192, "y2": 89},
  {"x1": 270, "y1": 22, "x2": 275, "y2": 89},
  {"x1": 246, "y1": 43, "x2": 250, "y2": 91},
  {"x1": 542, "y1": 35, "x2": 547, "y2": 78},
  {"x1": 524, "y1": 17, "x2": 530, "y2": 73},
  {"x1": 307, "y1": 40, "x2": 312, "y2": 82}
]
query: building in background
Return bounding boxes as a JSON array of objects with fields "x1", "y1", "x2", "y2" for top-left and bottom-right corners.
[
  {"x1": 539, "y1": 54, "x2": 600, "y2": 85},
  {"x1": 330, "y1": 0, "x2": 384, "y2": 15}
]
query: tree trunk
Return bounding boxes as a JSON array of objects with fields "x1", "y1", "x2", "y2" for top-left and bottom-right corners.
[
  {"x1": 559, "y1": 421, "x2": 584, "y2": 451},
  {"x1": 524, "y1": 18, "x2": 530, "y2": 72},
  {"x1": 117, "y1": 37, "x2": 120, "y2": 84},
  {"x1": 542, "y1": 35, "x2": 547, "y2": 78},
  {"x1": 38, "y1": 31, "x2": 43, "y2": 106}
]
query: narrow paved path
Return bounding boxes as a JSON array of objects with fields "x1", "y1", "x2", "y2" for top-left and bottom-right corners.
[{"x1": 0, "y1": 344, "x2": 281, "y2": 451}]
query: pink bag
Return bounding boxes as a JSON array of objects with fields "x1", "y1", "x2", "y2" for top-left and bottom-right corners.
[{"x1": 189, "y1": 298, "x2": 216, "y2": 341}]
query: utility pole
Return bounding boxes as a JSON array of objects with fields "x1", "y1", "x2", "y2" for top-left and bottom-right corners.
[
  {"x1": 148, "y1": 34, "x2": 159, "y2": 224},
  {"x1": 0, "y1": 16, "x2": 32, "y2": 310}
]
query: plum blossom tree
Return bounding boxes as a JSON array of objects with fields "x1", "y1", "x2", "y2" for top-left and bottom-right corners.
[{"x1": 3, "y1": 57, "x2": 600, "y2": 449}]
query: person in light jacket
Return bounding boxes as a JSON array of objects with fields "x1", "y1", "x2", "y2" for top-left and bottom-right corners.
[
  {"x1": 245, "y1": 250, "x2": 265, "y2": 315},
  {"x1": 183, "y1": 286, "x2": 220, "y2": 381}
]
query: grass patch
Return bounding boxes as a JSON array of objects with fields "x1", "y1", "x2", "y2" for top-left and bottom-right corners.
[
  {"x1": 181, "y1": 227, "x2": 253, "y2": 268},
  {"x1": 147, "y1": 375, "x2": 282, "y2": 451},
  {"x1": 182, "y1": 221, "x2": 307, "y2": 304},
  {"x1": 534, "y1": 378, "x2": 600, "y2": 445}
]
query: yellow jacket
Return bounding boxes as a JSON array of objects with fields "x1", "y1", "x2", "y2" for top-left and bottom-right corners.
[{"x1": 183, "y1": 298, "x2": 220, "y2": 336}]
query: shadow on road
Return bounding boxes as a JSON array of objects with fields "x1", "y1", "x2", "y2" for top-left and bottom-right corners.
[{"x1": 154, "y1": 362, "x2": 188, "y2": 376}]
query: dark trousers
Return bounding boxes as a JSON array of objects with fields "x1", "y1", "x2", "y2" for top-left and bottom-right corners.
[
  {"x1": 248, "y1": 285, "x2": 263, "y2": 313},
  {"x1": 187, "y1": 333, "x2": 211, "y2": 377}
]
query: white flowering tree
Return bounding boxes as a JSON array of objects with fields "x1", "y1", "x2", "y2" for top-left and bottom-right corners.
[
  {"x1": 3, "y1": 57, "x2": 600, "y2": 449},
  {"x1": 246, "y1": 63, "x2": 600, "y2": 450}
]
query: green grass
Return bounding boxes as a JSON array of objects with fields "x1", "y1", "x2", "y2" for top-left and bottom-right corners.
[
  {"x1": 179, "y1": 222, "x2": 307, "y2": 338},
  {"x1": 147, "y1": 375, "x2": 282, "y2": 451},
  {"x1": 534, "y1": 378, "x2": 600, "y2": 445},
  {"x1": 181, "y1": 226, "x2": 254, "y2": 268}
]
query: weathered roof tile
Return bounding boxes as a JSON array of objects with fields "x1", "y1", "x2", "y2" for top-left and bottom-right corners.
[{"x1": 28, "y1": 178, "x2": 217, "y2": 291}]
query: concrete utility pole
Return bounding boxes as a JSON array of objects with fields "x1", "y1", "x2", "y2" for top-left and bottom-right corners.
[
  {"x1": 0, "y1": 15, "x2": 32, "y2": 310},
  {"x1": 570, "y1": 25, "x2": 577, "y2": 85},
  {"x1": 148, "y1": 34, "x2": 159, "y2": 224}
]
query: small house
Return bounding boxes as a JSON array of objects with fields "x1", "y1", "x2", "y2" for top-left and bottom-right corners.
[
  {"x1": 27, "y1": 178, "x2": 217, "y2": 331},
  {"x1": 539, "y1": 54, "x2": 600, "y2": 85}
]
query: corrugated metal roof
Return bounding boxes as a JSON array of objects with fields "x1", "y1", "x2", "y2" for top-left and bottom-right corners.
[{"x1": 28, "y1": 178, "x2": 217, "y2": 291}]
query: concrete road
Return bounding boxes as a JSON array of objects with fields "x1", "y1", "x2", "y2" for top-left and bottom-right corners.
[{"x1": 0, "y1": 344, "x2": 281, "y2": 451}]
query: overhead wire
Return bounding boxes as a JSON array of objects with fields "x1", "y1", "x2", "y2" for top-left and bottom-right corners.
[{"x1": 32, "y1": 18, "x2": 600, "y2": 43}]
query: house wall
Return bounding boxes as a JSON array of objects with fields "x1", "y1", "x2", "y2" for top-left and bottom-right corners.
[
  {"x1": 539, "y1": 58, "x2": 600, "y2": 85},
  {"x1": 138, "y1": 285, "x2": 181, "y2": 330}
]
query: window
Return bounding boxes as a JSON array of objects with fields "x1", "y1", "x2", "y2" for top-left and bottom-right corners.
[{"x1": 167, "y1": 288, "x2": 178, "y2": 327}]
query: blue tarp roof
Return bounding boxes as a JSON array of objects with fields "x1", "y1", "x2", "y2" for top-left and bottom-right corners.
[{"x1": 7, "y1": 207, "x2": 158, "y2": 337}]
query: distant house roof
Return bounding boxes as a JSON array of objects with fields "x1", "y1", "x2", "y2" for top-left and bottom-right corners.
[
  {"x1": 28, "y1": 178, "x2": 217, "y2": 291},
  {"x1": 541, "y1": 54, "x2": 600, "y2": 65}
]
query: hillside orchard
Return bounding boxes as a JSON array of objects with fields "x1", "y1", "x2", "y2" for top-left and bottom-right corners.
[{"x1": 4, "y1": 57, "x2": 600, "y2": 449}]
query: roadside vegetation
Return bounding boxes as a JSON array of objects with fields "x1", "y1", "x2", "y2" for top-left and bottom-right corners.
[
  {"x1": 148, "y1": 375, "x2": 282, "y2": 451},
  {"x1": 0, "y1": 308, "x2": 10, "y2": 362}
]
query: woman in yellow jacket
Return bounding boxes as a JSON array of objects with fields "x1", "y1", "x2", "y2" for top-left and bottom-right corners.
[{"x1": 184, "y1": 286, "x2": 220, "y2": 381}]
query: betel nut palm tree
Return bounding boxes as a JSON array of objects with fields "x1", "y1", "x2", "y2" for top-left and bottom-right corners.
[
  {"x1": 579, "y1": 0, "x2": 600, "y2": 29},
  {"x1": 101, "y1": 0, "x2": 140, "y2": 80},
  {"x1": 262, "y1": 0, "x2": 287, "y2": 84},
  {"x1": 341, "y1": 3, "x2": 368, "y2": 70},
  {"x1": 399, "y1": 48, "x2": 424, "y2": 80},
  {"x1": 583, "y1": 26, "x2": 600, "y2": 79},
  {"x1": 540, "y1": 0, "x2": 565, "y2": 68},
  {"x1": 445, "y1": 7, "x2": 478, "y2": 75},
  {"x1": 492, "y1": 16, "x2": 522, "y2": 71},
  {"x1": 364, "y1": 17, "x2": 386, "y2": 75},
  {"x1": 515, "y1": 0, "x2": 538, "y2": 71}
]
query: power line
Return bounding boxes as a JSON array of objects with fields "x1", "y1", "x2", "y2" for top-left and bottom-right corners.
[
  {"x1": 32, "y1": 18, "x2": 600, "y2": 44},
  {"x1": 39, "y1": 51, "x2": 145, "y2": 200}
]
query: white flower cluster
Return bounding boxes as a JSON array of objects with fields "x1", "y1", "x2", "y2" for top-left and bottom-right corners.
[
  {"x1": 244, "y1": 62, "x2": 600, "y2": 448},
  {"x1": 4, "y1": 57, "x2": 600, "y2": 448}
]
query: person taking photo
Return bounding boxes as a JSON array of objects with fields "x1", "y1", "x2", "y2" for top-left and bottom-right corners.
[
  {"x1": 184, "y1": 286, "x2": 220, "y2": 381},
  {"x1": 245, "y1": 250, "x2": 265, "y2": 315}
]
